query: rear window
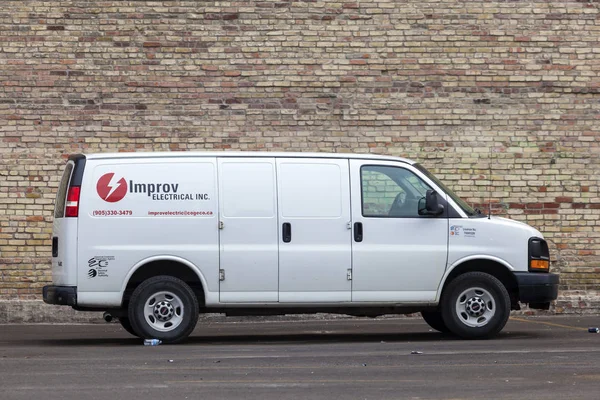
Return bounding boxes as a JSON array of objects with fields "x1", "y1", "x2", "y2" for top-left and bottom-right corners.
[{"x1": 54, "y1": 162, "x2": 74, "y2": 218}]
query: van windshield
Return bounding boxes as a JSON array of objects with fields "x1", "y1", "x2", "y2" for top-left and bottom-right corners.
[
  {"x1": 54, "y1": 162, "x2": 73, "y2": 219},
  {"x1": 414, "y1": 164, "x2": 479, "y2": 217}
]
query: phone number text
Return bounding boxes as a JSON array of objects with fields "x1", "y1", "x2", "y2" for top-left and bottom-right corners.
[{"x1": 93, "y1": 210, "x2": 133, "y2": 216}]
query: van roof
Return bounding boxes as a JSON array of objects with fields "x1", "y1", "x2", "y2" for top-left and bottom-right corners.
[{"x1": 82, "y1": 151, "x2": 416, "y2": 164}]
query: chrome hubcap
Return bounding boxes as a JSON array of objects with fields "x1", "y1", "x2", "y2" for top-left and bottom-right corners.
[
  {"x1": 455, "y1": 287, "x2": 496, "y2": 328},
  {"x1": 144, "y1": 291, "x2": 184, "y2": 332},
  {"x1": 154, "y1": 301, "x2": 175, "y2": 322},
  {"x1": 465, "y1": 297, "x2": 486, "y2": 318}
]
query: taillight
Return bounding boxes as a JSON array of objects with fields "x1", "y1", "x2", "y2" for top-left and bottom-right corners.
[{"x1": 65, "y1": 186, "x2": 80, "y2": 217}]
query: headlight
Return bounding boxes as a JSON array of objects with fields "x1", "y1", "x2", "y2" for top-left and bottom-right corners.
[{"x1": 528, "y1": 238, "x2": 550, "y2": 272}]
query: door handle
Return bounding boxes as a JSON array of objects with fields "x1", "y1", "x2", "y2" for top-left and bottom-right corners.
[
  {"x1": 354, "y1": 222, "x2": 363, "y2": 242},
  {"x1": 282, "y1": 222, "x2": 292, "y2": 243}
]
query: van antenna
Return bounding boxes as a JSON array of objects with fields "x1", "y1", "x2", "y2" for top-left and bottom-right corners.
[{"x1": 488, "y1": 144, "x2": 492, "y2": 220}]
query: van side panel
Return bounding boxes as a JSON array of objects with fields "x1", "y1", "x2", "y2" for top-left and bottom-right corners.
[
  {"x1": 76, "y1": 158, "x2": 219, "y2": 306},
  {"x1": 276, "y1": 158, "x2": 352, "y2": 303},
  {"x1": 218, "y1": 158, "x2": 279, "y2": 303}
]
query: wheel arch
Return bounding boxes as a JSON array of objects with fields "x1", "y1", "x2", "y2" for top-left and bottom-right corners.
[
  {"x1": 438, "y1": 256, "x2": 520, "y2": 310},
  {"x1": 120, "y1": 256, "x2": 207, "y2": 308}
]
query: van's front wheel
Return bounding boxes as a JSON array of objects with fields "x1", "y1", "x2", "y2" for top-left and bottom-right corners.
[
  {"x1": 128, "y1": 276, "x2": 199, "y2": 344},
  {"x1": 441, "y1": 272, "x2": 510, "y2": 339}
]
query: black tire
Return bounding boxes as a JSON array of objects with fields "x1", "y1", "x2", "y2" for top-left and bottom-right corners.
[
  {"x1": 128, "y1": 275, "x2": 199, "y2": 344},
  {"x1": 441, "y1": 272, "x2": 510, "y2": 339},
  {"x1": 421, "y1": 310, "x2": 450, "y2": 333},
  {"x1": 118, "y1": 317, "x2": 139, "y2": 337}
]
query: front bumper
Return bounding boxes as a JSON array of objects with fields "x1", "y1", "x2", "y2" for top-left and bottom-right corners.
[
  {"x1": 514, "y1": 272, "x2": 559, "y2": 306},
  {"x1": 43, "y1": 285, "x2": 77, "y2": 306}
]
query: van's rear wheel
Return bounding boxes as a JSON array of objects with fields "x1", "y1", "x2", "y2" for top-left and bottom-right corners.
[
  {"x1": 118, "y1": 317, "x2": 139, "y2": 337},
  {"x1": 128, "y1": 275, "x2": 199, "y2": 344},
  {"x1": 421, "y1": 310, "x2": 449, "y2": 333},
  {"x1": 441, "y1": 272, "x2": 510, "y2": 339}
]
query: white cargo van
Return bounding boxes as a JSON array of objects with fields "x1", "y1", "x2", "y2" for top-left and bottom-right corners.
[{"x1": 44, "y1": 152, "x2": 558, "y2": 343}]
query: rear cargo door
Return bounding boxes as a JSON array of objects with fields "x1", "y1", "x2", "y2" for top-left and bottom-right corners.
[{"x1": 51, "y1": 160, "x2": 78, "y2": 285}]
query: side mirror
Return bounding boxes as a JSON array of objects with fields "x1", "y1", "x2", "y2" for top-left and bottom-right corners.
[{"x1": 418, "y1": 190, "x2": 444, "y2": 216}]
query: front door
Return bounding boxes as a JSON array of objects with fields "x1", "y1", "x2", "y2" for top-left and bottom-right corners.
[
  {"x1": 350, "y1": 160, "x2": 449, "y2": 302},
  {"x1": 277, "y1": 158, "x2": 352, "y2": 302},
  {"x1": 218, "y1": 158, "x2": 279, "y2": 302}
]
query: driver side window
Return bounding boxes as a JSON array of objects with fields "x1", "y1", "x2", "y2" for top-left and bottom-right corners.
[{"x1": 361, "y1": 165, "x2": 432, "y2": 218}]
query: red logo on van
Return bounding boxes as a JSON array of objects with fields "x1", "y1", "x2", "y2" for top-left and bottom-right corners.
[{"x1": 97, "y1": 173, "x2": 128, "y2": 203}]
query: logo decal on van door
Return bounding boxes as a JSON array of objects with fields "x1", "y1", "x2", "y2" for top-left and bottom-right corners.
[
  {"x1": 92, "y1": 164, "x2": 216, "y2": 217},
  {"x1": 97, "y1": 173, "x2": 128, "y2": 203},
  {"x1": 88, "y1": 256, "x2": 114, "y2": 278}
]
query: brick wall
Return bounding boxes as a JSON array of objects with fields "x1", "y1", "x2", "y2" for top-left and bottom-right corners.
[{"x1": 1, "y1": 1, "x2": 599, "y2": 312}]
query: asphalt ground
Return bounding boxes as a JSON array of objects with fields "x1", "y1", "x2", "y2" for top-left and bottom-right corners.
[{"x1": 1, "y1": 315, "x2": 599, "y2": 400}]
